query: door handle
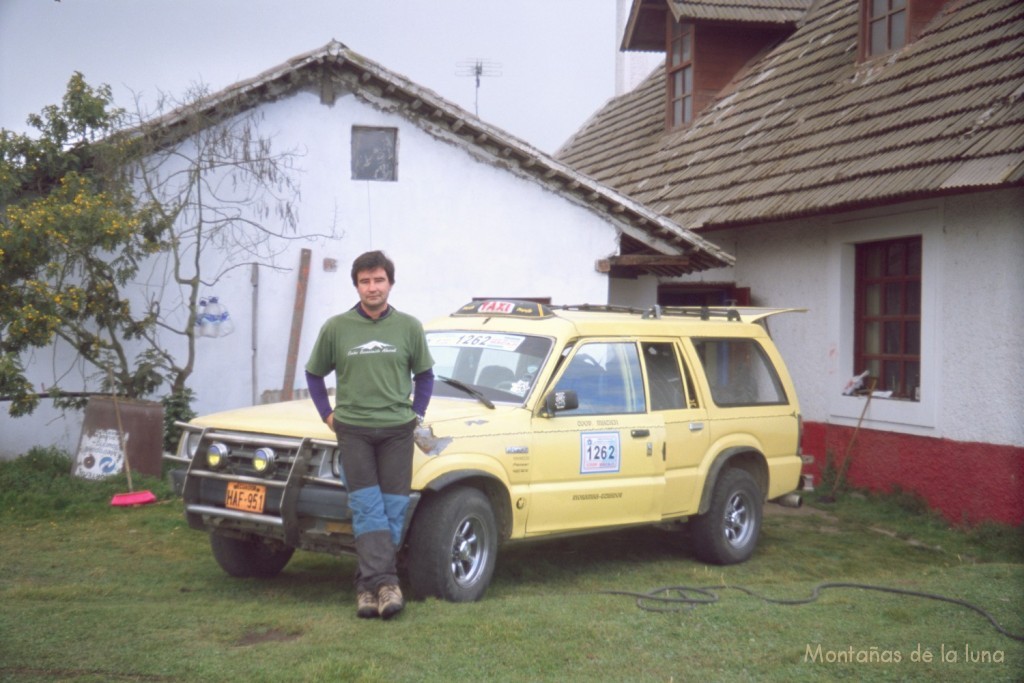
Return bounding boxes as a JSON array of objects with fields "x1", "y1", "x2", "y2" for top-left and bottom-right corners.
[
  {"x1": 631, "y1": 429, "x2": 650, "y2": 438},
  {"x1": 688, "y1": 422, "x2": 704, "y2": 432}
]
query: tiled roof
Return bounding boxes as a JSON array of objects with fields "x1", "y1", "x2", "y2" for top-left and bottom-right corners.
[
  {"x1": 562, "y1": 0, "x2": 1024, "y2": 231},
  {"x1": 139, "y1": 40, "x2": 733, "y2": 272},
  {"x1": 668, "y1": 0, "x2": 810, "y2": 24}
]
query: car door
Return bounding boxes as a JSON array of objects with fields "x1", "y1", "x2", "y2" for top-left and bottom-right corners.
[
  {"x1": 640, "y1": 340, "x2": 710, "y2": 516},
  {"x1": 526, "y1": 340, "x2": 665, "y2": 535}
]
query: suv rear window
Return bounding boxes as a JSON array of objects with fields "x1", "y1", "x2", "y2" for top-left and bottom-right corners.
[{"x1": 693, "y1": 339, "x2": 787, "y2": 407}]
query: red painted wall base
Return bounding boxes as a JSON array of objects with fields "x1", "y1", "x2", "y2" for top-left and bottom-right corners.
[{"x1": 802, "y1": 421, "x2": 1024, "y2": 526}]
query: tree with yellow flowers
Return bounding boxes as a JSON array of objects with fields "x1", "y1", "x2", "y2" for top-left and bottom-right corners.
[{"x1": 0, "y1": 73, "x2": 302, "y2": 436}]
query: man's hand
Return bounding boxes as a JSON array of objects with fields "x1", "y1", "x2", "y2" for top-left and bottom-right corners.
[
  {"x1": 325, "y1": 414, "x2": 335, "y2": 431},
  {"x1": 413, "y1": 422, "x2": 449, "y2": 456}
]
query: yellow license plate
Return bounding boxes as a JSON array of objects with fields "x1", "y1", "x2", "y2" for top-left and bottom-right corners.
[{"x1": 225, "y1": 482, "x2": 266, "y2": 513}]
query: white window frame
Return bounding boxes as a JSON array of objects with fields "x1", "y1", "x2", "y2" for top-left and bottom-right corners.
[{"x1": 826, "y1": 206, "x2": 942, "y2": 434}]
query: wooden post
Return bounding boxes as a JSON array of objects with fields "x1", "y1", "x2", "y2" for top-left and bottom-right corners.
[{"x1": 281, "y1": 248, "x2": 312, "y2": 401}]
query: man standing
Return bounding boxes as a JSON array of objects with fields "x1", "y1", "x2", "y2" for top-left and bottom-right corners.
[{"x1": 305, "y1": 250, "x2": 434, "y2": 619}]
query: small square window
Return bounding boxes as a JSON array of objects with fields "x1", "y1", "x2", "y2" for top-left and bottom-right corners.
[{"x1": 351, "y1": 126, "x2": 397, "y2": 181}]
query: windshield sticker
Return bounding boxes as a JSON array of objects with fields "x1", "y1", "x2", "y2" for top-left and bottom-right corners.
[
  {"x1": 428, "y1": 333, "x2": 525, "y2": 352},
  {"x1": 508, "y1": 380, "x2": 531, "y2": 396},
  {"x1": 580, "y1": 432, "x2": 621, "y2": 474}
]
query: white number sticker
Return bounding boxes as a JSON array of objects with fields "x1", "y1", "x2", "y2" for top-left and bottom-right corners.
[
  {"x1": 428, "y1": 333, "x2": 524, "y2": 351},
  {"x1": 580, "y1": 431, "x2": 621, "y2": 474}
]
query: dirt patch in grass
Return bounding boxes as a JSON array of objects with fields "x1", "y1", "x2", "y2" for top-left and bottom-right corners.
[{"x1": 233, "y1": 626, "x2": 304, "y2": 647}]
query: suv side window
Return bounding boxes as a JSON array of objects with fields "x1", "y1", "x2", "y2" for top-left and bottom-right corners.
[
  {"x1": 693, "y1": 338, "x2": 787, "y2": 407},
  {"x1": 641, "y1": 342, "x2": 687, "y2": 411},
  {"x1": 555, "y1": 342, "x2": 646, "y2": 415}
]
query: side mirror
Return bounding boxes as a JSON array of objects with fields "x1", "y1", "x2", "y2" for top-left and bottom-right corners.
[{"x1": 543, "y1": 389, "x2": 579, "y2": 416}]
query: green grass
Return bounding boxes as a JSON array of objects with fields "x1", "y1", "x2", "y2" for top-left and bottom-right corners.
[{"x1": 1, "y1": 451, "x2": 1022, "y2": 682}]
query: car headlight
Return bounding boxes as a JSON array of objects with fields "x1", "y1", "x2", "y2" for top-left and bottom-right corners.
[
  {"x1": 252, "y1": 447, "x2": 277, "y2": 475},
  {"x1": 206, "y1": 442, "x2": 230, "y2": 469},
  {"x1": 178, "y1": 431, "x2": 202, "y2": 460}
]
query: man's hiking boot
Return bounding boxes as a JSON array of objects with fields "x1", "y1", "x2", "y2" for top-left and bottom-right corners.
[
  {"x1": 356, "y1": 591, "x2": 379, "y2": 619},
  {"x1": 377, "y1": 584, "x2": 404, "y2": 619}
]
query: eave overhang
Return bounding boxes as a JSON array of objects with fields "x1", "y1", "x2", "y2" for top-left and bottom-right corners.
[{"x1": 622, "y1": 0, "x2": 809, "y2": 52}]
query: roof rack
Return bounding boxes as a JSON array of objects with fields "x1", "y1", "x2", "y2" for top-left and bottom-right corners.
[
  {"x1": 554, "y1": 304, "x2": 743, "y2": 322},
  {"x1": 554, "y1": 303, "x2": 648, "y2": 315}
]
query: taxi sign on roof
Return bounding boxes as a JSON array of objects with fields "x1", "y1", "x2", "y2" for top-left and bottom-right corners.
[{"x1": 453, "y1": 300, "x2": 555, "y2": 319}]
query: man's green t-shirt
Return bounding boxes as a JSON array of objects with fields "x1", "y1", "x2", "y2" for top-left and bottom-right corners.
[{"x1": 305, "y1": 307, "x2": 433, "y2": 428}]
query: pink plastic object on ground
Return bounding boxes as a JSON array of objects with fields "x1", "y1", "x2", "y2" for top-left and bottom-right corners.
[{"x1": 111, "y1": 490, "x2": 157, "y2": 507}]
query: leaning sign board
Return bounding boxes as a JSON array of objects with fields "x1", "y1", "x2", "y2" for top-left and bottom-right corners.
[{"x1": 72, "y1": 396, "x2": 164, "y2": 480}]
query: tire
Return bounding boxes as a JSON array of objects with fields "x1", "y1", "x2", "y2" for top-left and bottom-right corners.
[
  {"x1": 689, "y1": 468, "x2": 763, "y2": 565},
  {"x1": 405, "y1": 487, "x2": 498, "y2": 602},
  {"x1": 209, "y1": 533, "x2": 295, "y2": 578}
]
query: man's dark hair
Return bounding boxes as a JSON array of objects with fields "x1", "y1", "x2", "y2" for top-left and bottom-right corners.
[{"x1": 351, "y1": 250, "x2": 395, "y2": 286}]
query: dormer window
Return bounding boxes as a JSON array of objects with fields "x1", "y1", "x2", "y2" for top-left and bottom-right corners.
[
  {"x1": 660, "y1": 16, "x2": 789, "y2": 131},
  {"x1": 864, "y1": 0, "x2": 908, "y2": 57},
  {"x1": 667, "y1": 21, "x2": 695, "y2": 127},
  {"x1": 860, "y1": 0, "x2": 945, "y2": 61}
]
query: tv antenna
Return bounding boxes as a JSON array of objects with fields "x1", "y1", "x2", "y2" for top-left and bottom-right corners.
[{"x1": 456, "y1": 59, "x2": 502, "y2": 116}]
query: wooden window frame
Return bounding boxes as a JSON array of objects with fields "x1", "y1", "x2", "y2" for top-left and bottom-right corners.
[
  {"x1": 861, "y1": 0, "x2": 908, "y2": 59},
  {"x1": 854, "y1": 236, "x2": 922, "y2": 400},
  {"x1": 666, "y1": 20, "x2": 695, "y2": 129}
]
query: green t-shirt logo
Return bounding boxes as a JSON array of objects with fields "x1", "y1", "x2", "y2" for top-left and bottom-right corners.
[{"x1": 348, "y1": 341, "x2": 398, "y2": 356}]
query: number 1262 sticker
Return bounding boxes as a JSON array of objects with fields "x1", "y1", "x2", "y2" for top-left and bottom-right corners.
[{"x1": 580, "y1": 432, "x2": 621, "y2": 474}]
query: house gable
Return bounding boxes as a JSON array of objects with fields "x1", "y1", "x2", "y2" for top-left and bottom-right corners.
[{"x1": 138, "y1": 40, "x2": 733, "y2": 275}]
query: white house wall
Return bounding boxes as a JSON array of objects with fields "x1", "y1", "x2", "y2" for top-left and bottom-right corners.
[
  {"x1": 937, "y1": 189, "x2": 1024, "y2": 446},
  {"x1": 665, "y1": 188, "x2": 1024, "y2": 448},
  {"x1": 608, "y1": 274, "x2": 658, "y2": 308},
  {"x1": 1, "y1": 88, "x2": 621, "y2": 458}
]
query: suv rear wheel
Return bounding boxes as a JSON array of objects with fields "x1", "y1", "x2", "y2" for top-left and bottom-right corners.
[
  {"x1": 209, "y1": 533, "x2": 295, "y2": 578},
  {"x1": 690, "y1": 468, "x2": 762, "y2": 565},
  {"x1": 406, "y1": 487, "x2": 498, "y2": 602}
]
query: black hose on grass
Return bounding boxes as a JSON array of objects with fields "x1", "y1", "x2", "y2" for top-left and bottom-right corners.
[{"x1": 601, "y1": 582, "x2": 1024, "y2": 642}]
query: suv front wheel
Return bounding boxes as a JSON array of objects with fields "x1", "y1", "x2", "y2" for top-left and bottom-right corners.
[
  {"x1": 209, "y1": 533, "x2": 295, "y2": 578},
  {"x1": 689, "y1": 468, "x2": 763, "y2": 565},
  {"x1": 405, "y1": 486, "x2": 498, "y2": 602}
]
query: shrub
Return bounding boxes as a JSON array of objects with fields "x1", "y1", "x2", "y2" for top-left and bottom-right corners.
[{"x1": 0, "y1": 446, "x2": 169, "y2": 519}]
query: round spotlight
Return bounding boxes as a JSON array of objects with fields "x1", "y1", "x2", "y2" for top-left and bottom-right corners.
[
  {"x1": 206, "y1": 442, "x2": 230, "y2": 469},
  {"x1": 252, "y1": 447, "x2": 276, "y2": 475}
]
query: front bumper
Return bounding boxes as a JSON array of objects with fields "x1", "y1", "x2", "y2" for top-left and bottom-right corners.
[{"x1": 167, "y1": 426, "x2": 418, "y2": 555}]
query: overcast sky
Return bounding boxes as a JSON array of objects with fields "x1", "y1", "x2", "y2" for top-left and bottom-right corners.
[{"x1": 0, "y1": 0, "x2": 660, "y2": 153}]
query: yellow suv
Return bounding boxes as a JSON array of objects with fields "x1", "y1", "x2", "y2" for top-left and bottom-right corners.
[{"x1": 167, "y1": 300, "x2": 807, "y2": 602}]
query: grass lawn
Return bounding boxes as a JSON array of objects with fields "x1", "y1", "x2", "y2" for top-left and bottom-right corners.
[{"x1": 1, "y1": 450, "x2": 1021, "y2": 681}]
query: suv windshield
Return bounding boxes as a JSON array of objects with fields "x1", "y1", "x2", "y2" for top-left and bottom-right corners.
[{"x1": 427, "y1": 331, "x2": 553, "y2": 403}]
